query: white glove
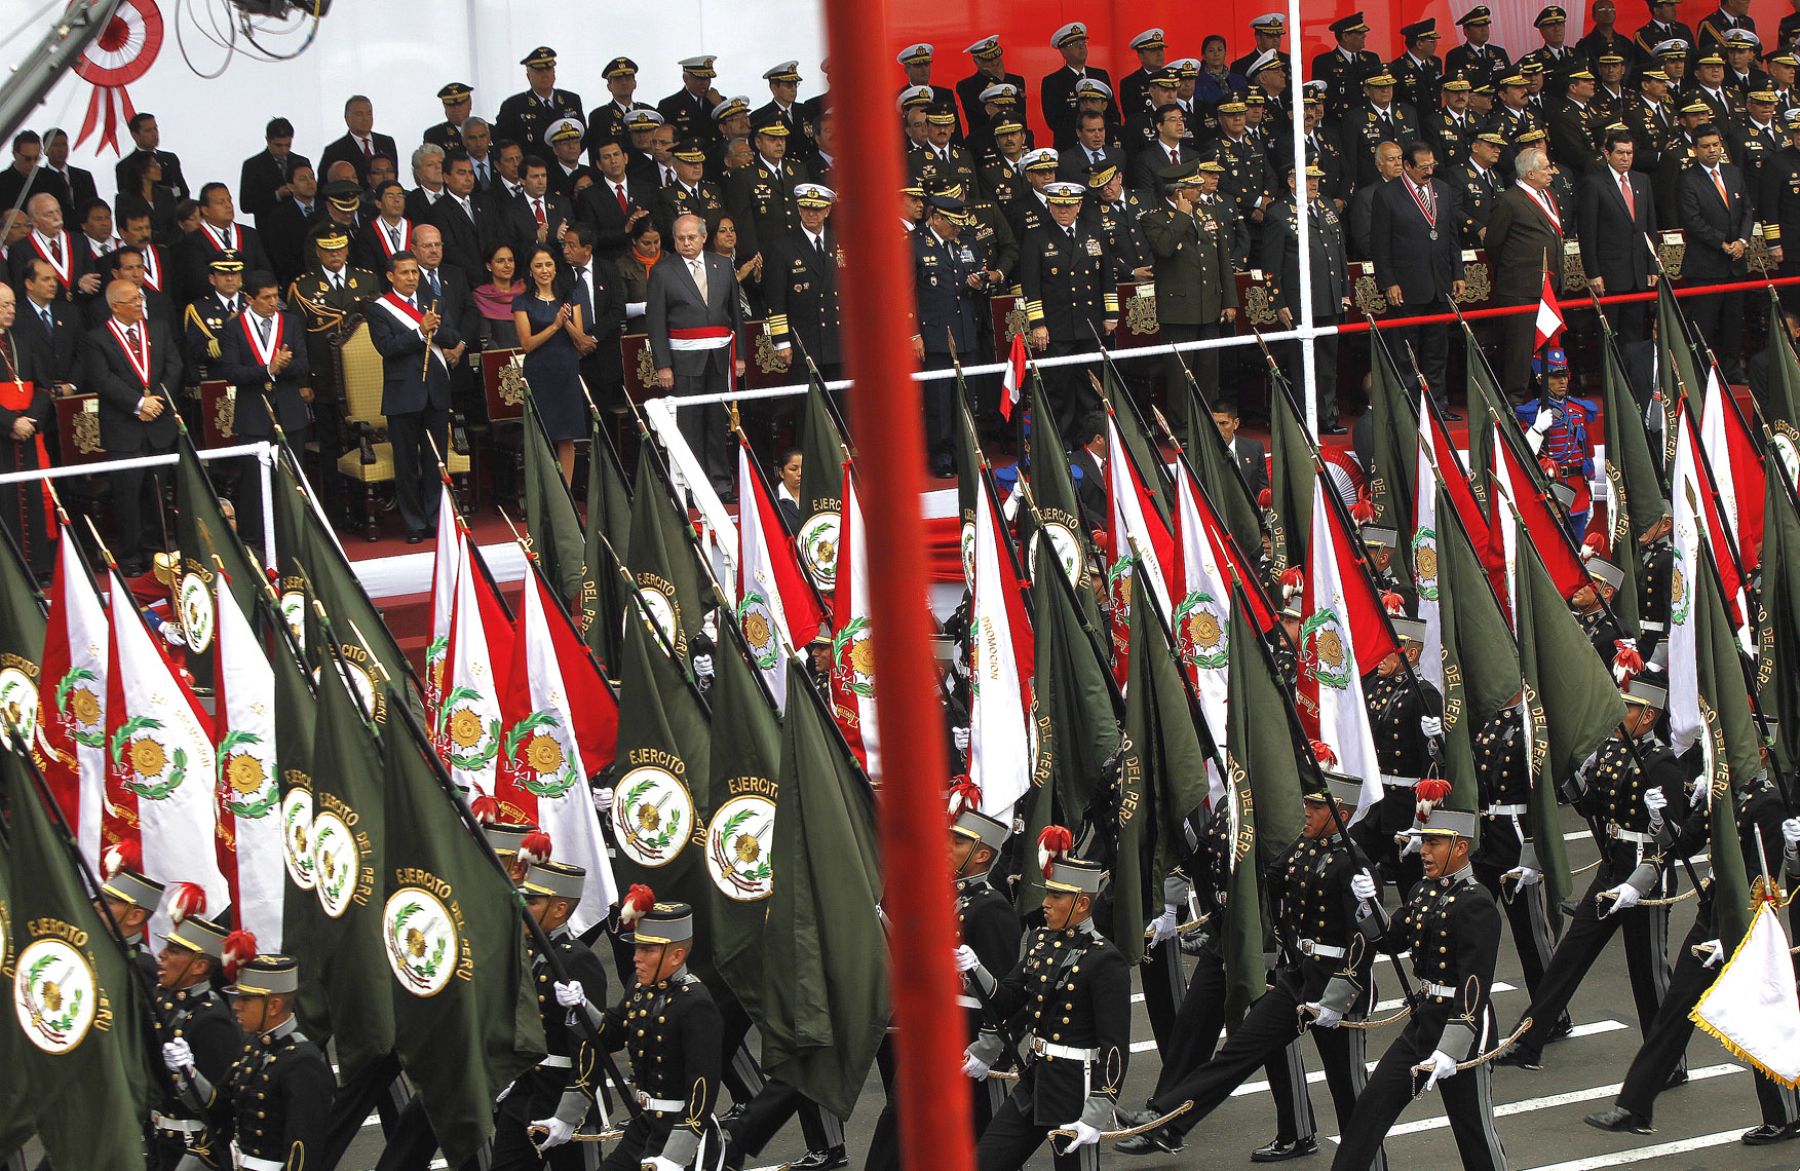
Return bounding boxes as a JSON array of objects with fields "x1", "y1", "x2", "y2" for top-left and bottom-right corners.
[
  {"x1": 952, "y1": 725, "x2": 971, "y2": 753},
  {"x1": 1061, "y1": 1121, "x2": 1101, "y2": 1150},
  {"x1": 1303, "y1": 1002, "x2": 1343, "y2": 1028},
  {"x1": 645, "y1": 1157, "x2": 682, "y2": 1171},
  {"x1": 531, "y1": 1116, "x2": 575, "y2": 1151},
  {"x1": 161, "y1": 1038, "x2": 193, "y2": 1074},
  {"x1": 1602, "y1": 882, "x2": 1641, "y2": 915},
  {"x1": 1781, "y1": 817, "x2": 1800, "y2": 846},
  {"x1": 692, "y1": 653, "x2": 714, "y2": 680},
  {"x1": 1532, "y1": 408, "x2": 1559, "y2": 435},
  {"x1": 1350, "y1": 870, "x2": 1378, "y2": 901},
  {"x1": 1146, "y1": 905, "x2": 1178, "y2": 948},
  {"x1": 953, "y1": 944, "x2": 980, "y2": 973},
  {"x1": 961, "y1": 1051, "x2": 990, "y2": 1080},
  {"x1": 1420, "y1": 715, "x2": 1443, "y2": 738},
  {"x1": 1398, "y1": 832, "x2": 1422, "y2": 858},
  {"x1": 554, "y1": 980, "x2": 587, "y2": 1009},
  {"x1": 1418, "y1": 1049, "x2": 1458, "y2": 1092},
  {"x1": 593, "y1": 786, "x2": 615, "y2": 814},
  {"x1": 1643, "y1": 788, "x2": 1668, "y2": 824},
  {"x1": 158, "y1": 621, "x2": 187, "y2": 649},
  {"x1": 1503, "y1": 866, "x2": 1542, "y2": 888},
  {"x1": 1699, "y1": 938, "x2": 1725, "y2": 969}
]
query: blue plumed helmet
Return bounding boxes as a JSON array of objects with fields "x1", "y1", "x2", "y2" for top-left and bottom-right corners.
[{"x1": 1530, "y1": 347, "x2": 1569, "y2": 377}]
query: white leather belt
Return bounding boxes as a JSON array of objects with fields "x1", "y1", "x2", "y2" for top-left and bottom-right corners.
[
  {"x1": 1381, "y1": 774, "x2": 1420, "y2": 788},
  {"x1": 1483, "y1": 804, "x2": 1526, "y2": 817},
  {"x1": 539, "y1": 1055, "x2": 572, "y2": 1069},
  {"x1": 1421, "y1": 982, "x2": 1457, "y2": 999},
  {"x1": 239, "y1": 1156, "x2": 285, "y2": 1171},
  {"x1": 1296, "y1": 939, "x2": 1346, "y2": 959},
  {"x1": 638, "y1": 1090, "x2": 686, "y2": 1112},
  {"x1": 1032, "y1": 1037, "x2": 1099, "y2": 1062},
  {"x1": 956, "y1": 995, "x2": 983, "y2": 1010},
  {"x1": 1640, "y1": 620, "x2": 1665, "y2": 632},
  {"x1": 1607, "y1": 823, "x2": 1655, "y2": 844},
  {"x1": 152, "y1": 1112, "x2": 204, "y2": 1133}
]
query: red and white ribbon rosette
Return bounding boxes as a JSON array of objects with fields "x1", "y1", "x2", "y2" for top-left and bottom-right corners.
[{"x1": 72, "y1": 0, "x2": 164, "y2": 156}]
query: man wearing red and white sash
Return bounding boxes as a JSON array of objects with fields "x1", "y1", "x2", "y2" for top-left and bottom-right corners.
[
  {"x1": 218, "y1": 268, "x2": 311, "y2": 557},
  {"x1": 357, "y1": 179, "x2": 414, "y2": 285},
  {"x1": 7, "y1": 193, "x2": 100, "y2": 304},
  {"x1": 79, "y1": 279, "x2": 182, "y2": 575},
  {"x1": 366, "y1": 250, "x2": 460, "y2": 541},
  {"x1": 111, "y1": 207, "x2": 172, "y2": 302},
  {"x1": 647, "y1": 212, "x2": 745, "y2": 493},
  {"x1": 0, "y1": 283, "x2": 55, "y2": 577},
  {"x1": 173, "y1": 183, "x2": 270, "y2": 306}
]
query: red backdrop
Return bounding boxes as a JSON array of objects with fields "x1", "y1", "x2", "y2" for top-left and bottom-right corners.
[{"x1": 886, "y1": 1, "x2": 1796, "y2": 141}]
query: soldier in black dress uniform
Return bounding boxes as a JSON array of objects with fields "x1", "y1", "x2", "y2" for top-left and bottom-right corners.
[
  {"x1": 959, "y1": 839, "x2": 1129, "y2": 1171},
  {"x1": 496, "y1": 47, "x2": 586, "y2": 155},
  {"x1": 1329, "y1": 809, "x2": 1507, "y2": 1171},
  {"x1": 150, "y1": 913, "x2": 247, "y2": 1171},
  {"x1": 1313, "y1": 13, "x2": 1383, "y2": 128},
  {"x1": 1500, "y1": 678, "x2": 1685, "y2": 1070},
  {"x1": 286, "y1": 225, "x2": 374, "y2": 412},
  {"x1": 183, "y1": 251, "x2": 246, "y2": 384},
  {"x1": 597, "y1": 897, "x2": 722, "y2": 1171},
  {"x1": 1019, "y1": 181, "x2": 1117, "y2": 440},
  {"x1": 946, "y1": 805, "x2": 1025, "y2": 1132},
  {"x1": 423, "y1": 83, "x2": 474, "y2": 152},
  {"x1": 958, "y1": 37, "x2": 1028, "y2": 141},
  {"x1": 1634, "y1": 509, "x2": 1674, "y2": 659},
  {"x1": 1392, "y1": 20, "x2": 1446, "y2": 116},
  {"x1": 1359, "y1": 617, "x2": 1444, "y2": 899},
  {"x1": 1424, "y1": 77, "x2": 1480, "y2": 170},
  {"x1": 660, "y1": 57, "x2": 723, "y2": 146},
  {"x1": 1446, "y1": 8, "x2": 1512, "y2": 96},
  {"x1": 764, "y1": 183, "x2": 843, "y2": 383},
  {"x1": 174, "y1": 954, "x2": 334, "y2": 1171},
  {"x1": 99, "y1": 848, "x2": 166, "y2": 982},
  {"x1": 496, "y1": 861, "x2": 612, "y2": 1169}
]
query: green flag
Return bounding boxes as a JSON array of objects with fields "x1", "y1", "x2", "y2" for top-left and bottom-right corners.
[
  {"x1": 270, "y1": 444, "x2": 316, "y2": 664},
  {"x1": 1179, "y1": 376, "x2": 1264, "y2": 562},
  {"x1": 627, "y1": 437, "x2": 708, "y2": 663},
  {"x1": 797, "y1": 376, "x2": 847, "y2": 588},
  {"x1": 1367, "y1": 333, "x2": 1417, "y2": 572},
  {"x1": 173, "y1": 428, "x2": 262, "y2": 690},
  {"x1": 1514, "y1": 526, "x2": 1625, "y2": 912},
  {"x1": 380, "y1": 692, "x2": 547, "y2": 1165},
  {"x1": 1435, "y1": 482, "x2": 1521, "y2": 818},
  {"x1": 1756, "y1": 465, "x2": 1800, "y2": 778},
  {"x1": 584, "y1": 422, "x2": 634, "y2": 674},
  {"x1": 1020, "y1": 549, "x2": 1119, "y2": 912},
  {"x1": 0, "y1": 801, "x2": 27, "y2": 1161},
  {"x1": 760, "y1": 660, "x2": 888, "y2": 1120},
  {"x1": 1763, "y1": 287, "x2": 1800, "y2": 434},
  {"x1": 1654, "y1": 283, "x2": 1699, "y2": 471},
  {"x1": 0, "y1": 519, "x2": 46, "y2": 784},
  {"x1": 304, "y1": 636, "x2": 397, "y2": 1077},
  {"x1": 1596, "y1": 328, "x2": 1666, "y2": 635},
  {"x1": 1267, "y1": 369, "x2": 1313, "y2": 574},
  {"x1": 1689, "y1": 548, "x2": 1759, "y2": 948},
  {"x1": 3, "y1": 748, "x2": 155, "y2": 1171},
  {"x1": 1021, "y1": 373, "x2": 1106, "y2": 635},
  {"x1": 1462, "y1": 325, "x2": 1512, "y2": 518},
  {"x1": 523, "y1": 391, "x2": 596, "y2": 631},
  {"x1": 703, "y1": 614, "x2": 782, "y2": 1020},
  {"x1": 1116, "y1": 585, "x2": 1211, "y2": 964},
  {"x1": 270, "y1": 621, "x2": 326, "y2": 1033},
  {"x1": 1223, "y1": 588, "x2": 1304, "y2": 1018}
]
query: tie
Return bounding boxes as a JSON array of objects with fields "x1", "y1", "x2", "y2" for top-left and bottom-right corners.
[
  {"x1": 428, "y1": 269, "x2": 442, "y2": 298},
  {"x1": 1712, "y1": 168, "x2": 1729, "y2": 205},
  {"x1": 534, "y1": 199, "x2": 546, "y2": 225},
  {"x1": 576, "y1": 266, "x2": 588, "y2": 302},
  {"x1": 662, "y1": 166, "x2": 674, "y2": 186},
  {"x1": 814, "y1": 234, "x2": 826, "y2": 260},
  {"x1": 126, "y1": 325, "x2": 140, "y2": 349},
  {"x1": 1169, "y1": 148, "x2": 1179, "y2": 165},
  {"x1": 257, "y1": 315, "x2": 272, "y2": 346},
  {"x1": 1621, "y1": 173, "x2": 1635, "y2": 217},
  {"x1": 361, "y1": 136, "x2": 372, "y2": 161},
  {"x1": 690, "y1": 258, "x2": 708, "y2": 302},
  {"x1": 39, "y1": 307, "x2": 51, "y2": 332},
  {"x1": 48, "y1": 237, "x2": 60, "y2": 263},
  {"x1": 299, "y1": 203, "x2": 312, "y2": 217},
  {"x1": 388, "y1": 224, "x2": 400, "y2": 248},
  {"x1": 616, "y1": 184, "x2": 628, "y2": 214},
  {"x1": 476, "y1": 161, "x2": 488, "y2": 185},
  {"x1": 405, "y1": 295, "x2": 415, "y2": 310}
]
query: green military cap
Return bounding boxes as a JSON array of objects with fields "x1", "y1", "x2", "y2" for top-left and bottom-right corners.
[
  {"x1": 952, "y1": 807, "x2": 1011, "y2": 852},
  {"x1": 1498, "y1": 74, "x2": 1529, "y2": 88},
  {"x1": 1749, "y1": 89, "x2": 1778, "y2": 104},
  {"x1": 1642, "y1": 68, "x2": 1671, "y2": 82},
  {"x1": 925, "y1": 107, "x2": 958, "y2": 126},
  {"x1": 670, "y1": 140, "x2": 707, "y2": 164},
  {"x1": 437, "y1": 82, "x2": 473, "y2": 103},
  {"x1": 1770, "y1": 51, "x2": 1799, "y2": 67},
  {"x1": 1305, "y1": 163, "x2": 1325, "y2": 178},
  {"x1": 1516, "y1": 127, "x2": 1548, "y2": 143},
  {"x1": 1521, "y1": 60, "x2": 1546, "y2": 75},
  {"x1": 1475, "y1": 131, "x2": 1507, "y2": 146},
  {"x1": 1567, "y1": 67, "x2": 1595, "y2": 81},
  {"x1": 522, "y1": 860, "x2": 587, "y2": 901},
  {"x1": 752, "y1": 117, "x2": 790, "y2": 137},
  {"x1": 1217, "y1": 98, "x2": 1249, "y2": 114},
  {"x1": 209, "y1": 251, "x2": 245, "y2": 273},
  {"x1": 602, "y1": 56, "x2": 638, "y2": 80},
  {"x1": 1598, "y1": 52, "x2": 1626, "y2": 64},
  {"x1": 1147, "y1": 68, "x2": 1182, "y2": 90},
  {"x1": 1087, "y1": 164, "x2": 1119, "y2": 188},
  {"x1": 991, "y1": 116, "x2": 1025, "y2": 135},
  {"x1": 1196, "y1": 158, "x2": 1227, "y2": 174},
  {"x1": 1472, "y1": 83, "x2": 1495, "y2": 95},
  {"x1": 226, "y1": 954, "x2": 300, "y2": 998},
  {"x1": 1680, "y1": 99, "x2": 1712, "y2": 115},
  {"x1": 932, "y1": 181, "x2": 966, "y2": 199},
  {"x1": 1443, "y1": 76, "x2": 1473, "y2": 92},
  {"x1": 680, "y1": 55, "x2": 718, "y2": 79},
  {"x1": 899, "y1": 182, "x2": 926, "y2": 197},
  {"x1": 520, "y1": 46, "x2": 557, "y2": 68},
  {"x1": 1695, "y1": 52, "x2": 1725, "y2": 67},
  {"x1": 1245, "y1": 87, "x2": 1268, "y2": 105},
  {"x1": 1363, "y1": 72, "x2": 1397, "y2": 87},
  {"x1": 312, "y1": 226, "x2": 351, "y2": 250},
  {"x1": 1457, "y1": 6, "x2": 1492, "y2": 27}
]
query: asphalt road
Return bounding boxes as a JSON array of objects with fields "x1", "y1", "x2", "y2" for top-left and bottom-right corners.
[{"x1": 331, "y1": 798, "x2": 1800, "y2": 1171}]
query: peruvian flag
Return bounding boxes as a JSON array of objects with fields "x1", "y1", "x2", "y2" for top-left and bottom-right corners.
[
  {"x1": 36, "y1": 525, "x2": 109, "y2": 865},
  {"x1": 1421, "y1": 389, "x2": 1502, "y2": 603},
  {"x1": 438, "y1": 544, "x2": 513, "y2": 800},
  {"x1": 1533, "y1": 269, "x2": 1564, "y2": 351},
  {"x1": 968, "y1": 473, "x2": 1035, "y2": 816},
  {"x1": 1669, "y1": 398, "x2": 1750, "y2": 756},
  {"x1": 1699, "y1": 367, "x2": 1765, "y2": 572},
  {"x1": 1298, "y1": 478, "x2": 1391, "y2": 823},
  {"x1": 1492, "y1": 430, "x2": 1587, "y2": 605},
  {"x1": 212, "y1": 571, "x2": 283, "y2": 946},
  {"x1": 1171, "y1": 461, "x2": 1271, "y2": 744},
  {"x1": 496, "y1": 563, "x2": 619, "y2": 933},
  {"x1": 425, "y1": 482, "x2": 462, "y2": 718},
  {"x1": 1000, "y1": 332, "x2": 1027, "y2": 420},
  {"x1": 829, "y1": 464, "x2": 880, "y2": 775},
  {"x1": 737, "y1": 438, "x2": 827, "y2": 711},
  {"x1": 104, "y1": 565, "x2": 226, "y2": 927},
  {"x1": 1105, "y1": 413, "x2": 1175, "y2": 681}
]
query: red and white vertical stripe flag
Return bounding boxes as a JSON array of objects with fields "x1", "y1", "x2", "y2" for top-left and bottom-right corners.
[
  {"x1": 104, "y1": 564, "x2": 225, "y2": 932},
  {"x1": 737, "y1": 438, "x2": 828, "y2": 710},
  {"x1": 1105, "y1": 413, "x2": 1174, "y2": 681},
  {"x1": 438, "y1": 546, "x2": 513, "y2": 801},
  {"x1": 425, "y1": 481, "x2": 461, "y2": 719},
  {"x1": 1698, "y1": 366, "x2": 1765, "y2": 575},
  {"x1": 212, "y1": 570, "x2": 283, "y2": 946},
  {"x1": 1000, "y1": 332, "x2": 1027, "y2": 421},
  {"x1": 830, "y1": 463, "x2": 880, "y2": 775},
  {"x1": 36, "y1": 525, "x2": 110, "y2": 865},
  {"x1": 1412, "y1": 429, "x2": 1446, "y2": 694},
  {"x1": 496, "y1": 565, "x2": 619, "y2": 933},
  {"x1": 1668, "y1": 397, "x2": 1749, "y2": 754},
  {"x1": 1533, "y1": 269, "x2": 1564, "y2": 351},
  {"x1": 968, "y1": 474, "x2": 1034, "y2": 816}
]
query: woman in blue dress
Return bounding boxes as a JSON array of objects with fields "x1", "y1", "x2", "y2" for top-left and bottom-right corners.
[{"x1": 512, "y1": 243, "x2": 587, "y2": 482}]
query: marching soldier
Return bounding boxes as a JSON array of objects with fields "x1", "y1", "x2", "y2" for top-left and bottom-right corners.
[
  {"x1": 183, "y1": 251, "x2": 246, "y2": 384},
  {"x1": 764, "y1": 183, "x2": 843, "y2": 381},
  {"x1": 958, "y1": 834, "x2": 1130, "y2": 1171},
  {"x1": 1313, "y1": 13, "x2": 1383, "y2": 124},
  {"x1": 1500, "y1": 678, "x2": 1686, "y2": 1072},
  {"x1": 149, "y1": 913, "x2": 247, "y2": 1171},
  {"x1": 98, "y1": 846, "x2": 165, "y2": 981},
  {"x1": 1424, "y1": 76, "x2": 1480, "y2": 169},
  {"x1": 596, "y1": 896, "x2": 722, "y2": 1171},
  {"x1": 1363, "y1": 526, "x2": 1415, "y2": 612},
  {"x1": 1633, "y1": 507, "x2": 1675, "y2": 660},
  {"x1": 496, "y1": 47, "x2": 585, "y2": 155},
  {"x1": 1517, "y1": 347, "x2": 1599, "y2": 538},
  {"x1": 484, "y1": 821, "x2": 552, "y2": 886},
  {"x1": 1329, "y1": 807, "x2": 1506, "y2": 1171},
  {"x1": 948, "y1": 802, "x2": 1025, "y2": 1131},
  {"x1": 1392, "y1": 20, "x2": 1446, "y2": 114},
  {"x1": 287, "y1": 225, "x2": 373, "y2": 407},
  {"x1": 1359, "y1": 617, "x2": 1445, "y2": 899},
  {"x1": 169, "y1": 954, "x2": 334, "y2": 1171},
  {"x1": 1447, "y1": 132, "x2": 1508, "y2": 245},
  {"x1": 1018, "y1": 181, "x2": 1118, "y2": 438},
  {"x1": 496, "y1": 860, "x2": 611, "y2": 1169},
  {"x1": 725, "y1": 119, "x2": 810, "y2": 259}
]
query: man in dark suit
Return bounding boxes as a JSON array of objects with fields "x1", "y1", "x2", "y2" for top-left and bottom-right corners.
[
  {"x1": 576, "y1": 139, "x2": 656, "y2": 262},
  {"x1": 113, "y1": 113, "x2": 188, "y2": 200},
  {"x1": 1041, "y1": 22, "x2": 1118, "y2": 150},
  {"x1": 317, "y1": 96, "x2": 399, "y2": 190},
  {"x1": 504, "y1": 158, "x2": 574, "y2": 264},
  {"x1": 561, "y1": 224, "x2": 627, "y2": 410},
  {"x1": 173, "y1": 184, "x2": 271, "y2": 308},
  {"x1": 1578, "y1": 128, "x2": 1658, "y2": 340},
  {"x1": 16, "y1": 257, "x2": 80, "y2": 386},
  {"x1": 1679, "y1": 122, "x2": 1756, "y2": 380},
  {"x1": 647, "y1": 213, "x2": 745, "y2": 493},
  {"x1": 41, "y1": 129, "x2": 97, "y2": 219},
  {"x1": 1485, "y1": 142, "x2": 1568, "y2": 398},
  {"x1": 412, "y1": 224, "x2": 477, "y2": 353},
  {"x1": 1210, "y1": 400, "x2": 1268, "y2": 500},
  {"x1": 82, "y1": 279, "x2": 182, "y2": 574},
  {"x1": 91, "y1": 245, "x2": 175, "y2": 333},
  {"x1": 1126, "y1": 105, "x2": 1195, "y2": 193},
  {"x1": 365, "y1": 251, "x2": 461, "y2": 541},
  {"x1": 216, "y1": 269, "x2": 311, "y2": 555},
  {"x1": 239, "y1": 118, "x2": 311, "y2": 225},
  {"x1": 260, "y1": 164, "x2": 321, "y2": 287},
  {"x1": 429, "y1": 152, "x2": 492, "y2": 281},
  {"x1": 1370, "y1": 140, "x2": 1464, "y2": 406}
]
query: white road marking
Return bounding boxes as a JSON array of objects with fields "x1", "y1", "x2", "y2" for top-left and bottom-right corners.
[{"x1": 1516, "y1": 1129, "x2": 1745, "y2": 1170}]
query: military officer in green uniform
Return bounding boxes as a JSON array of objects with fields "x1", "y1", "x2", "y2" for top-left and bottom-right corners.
[
  {"x1": 150, "y1": 912, "x2": 246, "y2": 1171},
  {"x1": 1447, "y1": 131, "x2": 1508, "y2": 245},
  {"x1": 725, "y1": 118, "x2": 810, "y2": 259},
  {"x1": 496, "y1": 47, "x2": 585, "y2": 154},
  {"x1": 907, "y1": 106, "x2": 980, "y2": 198},
  {"x1": 170, "y1": 954, "x2": 334, "y2": 1171},
  {"x1": 656, "y1": 140, "x2": 728, "y2": 238},
  {"x1": 183, "y1": 251, "x2": 246, "y2": 384},
  {"x1": 977, "y1": 115, "x2": 1030, "y2": 207},
  {"x1": 1210, "y1": 99, "x2": 1273, "y2": 226},
  {"x1": 1142, "y1": 162, "x2": 1236, "y2": 443}
]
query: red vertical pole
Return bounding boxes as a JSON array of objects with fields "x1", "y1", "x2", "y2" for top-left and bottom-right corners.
[{"x1": 818, "y1": 5, "x2": 971, "y2": 1171}]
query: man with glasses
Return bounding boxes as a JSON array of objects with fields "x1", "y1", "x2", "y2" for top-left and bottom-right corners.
[
  {"x1": 81, "y1": 279, "x2": 181, "y2": 574},
  {"x1": 1370, "y1": 141, "x2": 1464, "y2": 410},
  {"x1": 1484, "y1": 143, "x2": 1567, "y2": 398}
]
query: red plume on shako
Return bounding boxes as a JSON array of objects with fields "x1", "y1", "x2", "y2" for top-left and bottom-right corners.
[
  {"x1": 947, "y1": 776, "x2": 982, "y2": 818},
  {"x1": 1415, "y1": 777, "x2": 1453, "y2": 822},
  {"x1": 1037, "y1": 825, "x2": 1074, "y2": 879},
  {"x1": 620, "y1": 883, "x2": 656, "y2": 931},
  {"x1": 519, "y1": 829, "x2": 554, "y2": 866},
  {"x1": 102, "y1": 839, "x2": 143, "y2": 879},
  {"x1": 166, "y1": 882, "x2": 208, "y2": 926},
  {"x1": 222, "y1": 930, "x2": 258, "y2": 982},
  {"x1": 470, "y1": 793, "x2": 502, "y2": 824}
]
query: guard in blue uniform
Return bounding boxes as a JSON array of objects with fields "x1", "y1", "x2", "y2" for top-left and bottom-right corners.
[{"x1": 1514, "y1": 347, "x2": 1598, "y2": 539}]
